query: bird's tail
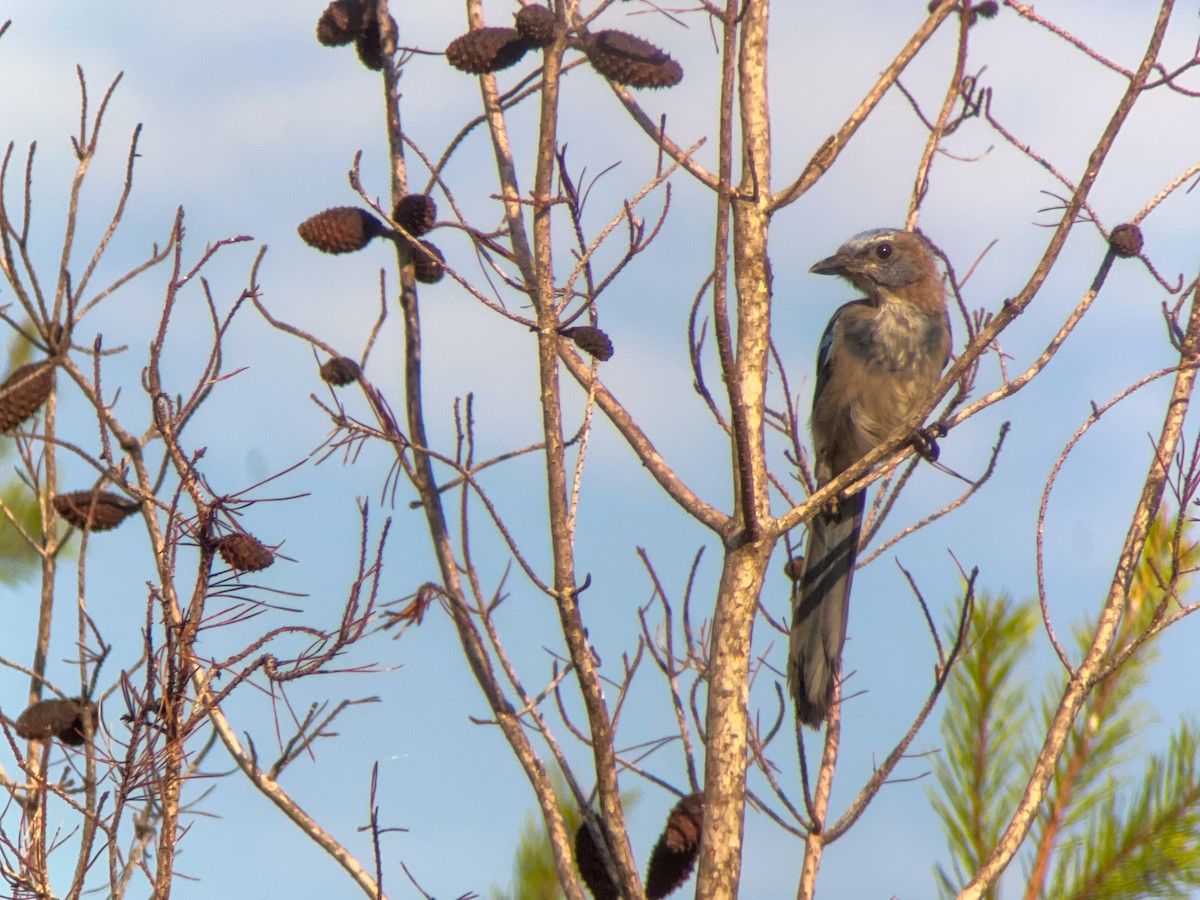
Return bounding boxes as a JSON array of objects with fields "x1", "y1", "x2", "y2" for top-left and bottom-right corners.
[{"x1": 787, "y1": 492, "x2": 865, "y2": 728}]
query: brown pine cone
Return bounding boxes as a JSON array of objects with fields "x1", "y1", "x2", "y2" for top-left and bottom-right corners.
[
  {"x1": 215, "y1": 533, "x2": 276, "y2": 572},
  {"x1": 645, "y1": 793, "x2": 704, "y2": 899},
  {"x1": 316, "y1": 0, "x2": 367, "y2": 47},
  {"x1": 412, "y1": 240, "x2": 446, "y2": 284},
  {"x1": 1109, "y1": 223, "x2": 1144, "y2": 258},
  {"x1": 574, "y1": 818, "x2": 618, "y2": 900},
  {"x1": 579, "y1": 30, "x2": 683, "y2": 89},
  {"x1": 514, "y1": 5, "x2": 557, "y2": 47},
  {"x1": 446, "y1": 27, "x2": 534, "y2": 74},
  {"x1": 15, "y1": 697, "x2": 97, "y2": 746},
  {"x1": 560, "y1": 326, "x2": 614, "y2": 361},
  {"x1": 356, "y1": 12, "x2": 397, "y2": 70},
  {"x1": 56, "y1": 700, "x2": 98, "y2": 746},
  {"x1": 393, "y1": 194, "x2": 438, "y2": 237},
  {"x1": 298, "y1": 207, "x2": 388, "y2": 254},
  {"x1": 783, "y1": 556, "x2": 804, "y2": 581},
  {"x1": 320, "y1": 357, "x2": 362, "y2": 386},
  {"x1": 54, "y1": 490, "x2": 140, "y2": 532},
  {"x1": 0, "y1": 362, "x2": 53, "y2": 432}
]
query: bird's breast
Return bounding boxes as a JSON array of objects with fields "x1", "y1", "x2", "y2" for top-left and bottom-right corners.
[
  {"x1": 843, "y1": 302, "x2": 946, "y2": 374},
  {"x1": 814, "y1": 302, "x2": 948, "y2": 467}
]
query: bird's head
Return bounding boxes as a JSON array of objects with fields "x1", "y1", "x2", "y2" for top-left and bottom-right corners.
[{"x1": 810, "y1": 229, "x2": 941, "y2": 307}]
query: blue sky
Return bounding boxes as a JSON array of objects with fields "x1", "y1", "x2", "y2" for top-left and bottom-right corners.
[{"x1": 1, "y1": 3, "x2": 1198, "y2": 898}]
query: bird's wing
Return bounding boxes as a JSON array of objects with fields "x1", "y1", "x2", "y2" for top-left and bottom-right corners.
[{"x1": 814, "y1": 299, "x2": 868, "y2": 407}]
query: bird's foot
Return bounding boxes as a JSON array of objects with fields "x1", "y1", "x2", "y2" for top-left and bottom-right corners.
[{"x1": 913, "y1": 421, "x2": 948, "y2": 462}]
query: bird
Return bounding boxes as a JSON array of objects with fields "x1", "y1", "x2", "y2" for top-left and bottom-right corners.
[{"x1": 787, "y1": 228, "x2": 952, "y2": 728}]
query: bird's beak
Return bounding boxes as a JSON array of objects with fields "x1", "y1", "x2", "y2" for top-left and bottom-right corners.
[{"x1": 809, "y1": 253, "x2": 851, "y2": 276}]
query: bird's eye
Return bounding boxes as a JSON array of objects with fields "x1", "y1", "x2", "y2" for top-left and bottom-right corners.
[{"x1": 874, "y1": 242, "x2": 893, "y2": 260}]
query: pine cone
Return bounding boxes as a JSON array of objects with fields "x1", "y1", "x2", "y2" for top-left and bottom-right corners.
[
  {"x1": 514, "y1": 5, "x2": 557, "y2": 47},
  {"x1": 645, "y1": 794, "x2": 704, "y2": 899},
  {"x1": 54, "y1": 490, "x2": 140, "y2": 532},
  {"x1": 446, "y1": 27, "x2": 534, "y2": 74},
  {"x1": 1110, "y1": 223, "x2": 1144, "y2": 258},
  {"x1": 560, "y1": 326, "x2": 614, "y2": 361},
  {"x1": 0, "y1": 362, "x2": 53, "y2": 432},
  {"x1": 15, "y1": 698, "x2": 97, "y2": 746},
  {"x1": 579, "y1": 30, "x2": 682, "y2": 89},
  {"x1": 574, "y1": 818, "x2": 618, "y2": 900},
  {"x1": 783, "y1": 556, "x2": 804, "y2": 581},
  {"x1": 57, "y1": 701, "x2": 98, "y2": 746},
  {"x1": 316, "y1": 0, "x2": 367, "y2": 47},
  {"x1": 393, "y1": 194, "x2": 438, "y2": 237},
  {"x1": 298, "y1": 207, "x2": 388, "y2": 254},
  {"x1": 412, "y1": 240, "x2": 446, "y2": 284},
  {"x1": 356, "y1": 12, "x2": 397, "y2": 71},
  {"x1": 320, "y1": 356, "x2": 362, "y2": 386},
  {"x1": 215, "y1": 533, "x2": 276, "y2": 572}
]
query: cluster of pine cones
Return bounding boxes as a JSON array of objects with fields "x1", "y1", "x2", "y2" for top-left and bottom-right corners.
[
  {"x1": 315, "y1": 1, "x2": 684, "y2": 88},
  {"x1": 445, "y1": 5, "x2": 683, "y2": 89},
  {"x1": 302, "y1": 4, "x2": 657, "y2": 380}
]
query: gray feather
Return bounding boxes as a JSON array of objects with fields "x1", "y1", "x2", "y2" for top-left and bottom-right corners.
[{"x1": 788, "y1": 493, "x2": 863, "y2": 727}]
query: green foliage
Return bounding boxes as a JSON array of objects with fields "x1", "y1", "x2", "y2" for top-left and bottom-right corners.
[
  {"x1": 0, "y1": 329, "x2": 45, "y2": 584},
  {"x1": 492, "y1": 799, "x2": 579, "y2": 900},
  {"x1": 932, "y1": 511, "x2": 1200, "y2": 898},
  {"x1": 931, "y1": 591, "x2": 1037, "y2": 899},
  {"x1": 1056, "y1": 725, "x2": 1200, "y2": 900},
  {"x1": 0, "y1": 476, "x2": 42, "y2": 584}
]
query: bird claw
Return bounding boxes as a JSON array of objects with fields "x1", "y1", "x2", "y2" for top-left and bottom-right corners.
[{"x1": 913, "y1": 421, "x2": 947, "y2": 462}]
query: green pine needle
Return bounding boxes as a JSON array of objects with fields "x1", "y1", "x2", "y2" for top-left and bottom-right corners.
[
  {"x1": 931, "y1": 591, "x2": 1037, "y2": 898},
  {"x1": 932, "y1": 510, "x2": 1200, "y2": 898},
  {"x1": 1053, "y1": 725, "x2": 1200, "y2": 899}
]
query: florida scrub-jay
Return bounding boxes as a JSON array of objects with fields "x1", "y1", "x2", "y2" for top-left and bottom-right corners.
[{"x1": 788, "y1": 228, "x2": 951, "y2": 728}]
